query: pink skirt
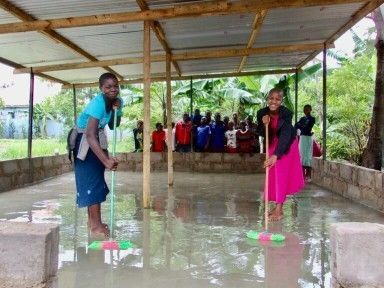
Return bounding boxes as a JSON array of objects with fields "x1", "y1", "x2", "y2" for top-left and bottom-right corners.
[{"x1": 265, "y1": 138, "x2": 304, "y2": 204}]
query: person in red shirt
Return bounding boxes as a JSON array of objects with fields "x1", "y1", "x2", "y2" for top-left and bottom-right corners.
[
  {"x1": 151, "y1": 123, "x2": 166, "y2": 152},
  {"x1": 175, "y1": 113, "x2": 192, "y2": 152}
]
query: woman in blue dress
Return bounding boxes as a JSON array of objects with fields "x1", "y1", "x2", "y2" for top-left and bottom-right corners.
[{"x1": 73, "y1": 73, "x2": 123, "y2": 238}]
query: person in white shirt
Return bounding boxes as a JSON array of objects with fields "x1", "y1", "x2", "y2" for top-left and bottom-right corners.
[
  {"x1": 225, "y1": 121, "x2": 237, "y2": 153},
  {"x1": 164, "y1": 122, "x2": 176, "y2": 151}
]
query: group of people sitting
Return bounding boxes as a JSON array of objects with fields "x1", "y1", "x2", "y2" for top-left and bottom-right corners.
[{"x1": 133, "y1": 109, "x2": 261, "y2": 155}]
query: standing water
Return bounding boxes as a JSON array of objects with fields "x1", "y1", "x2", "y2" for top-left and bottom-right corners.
[{"x1": 0, "y1": 171, "x2": 383, "y2": 288}]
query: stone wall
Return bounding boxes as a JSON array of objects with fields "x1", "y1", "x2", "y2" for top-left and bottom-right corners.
[
  {"x1": 0, "y1": 153, "x2": 264, "y2": 193},
  {"x1": 0, "y1": 155, "x2": 72, "y2": 192},
  {"x1": 312, "y1": 158, "x2": 384, "y2": 213},
  {"x1": 117, "y1": 152, "x2": 265, "y2": 173}
]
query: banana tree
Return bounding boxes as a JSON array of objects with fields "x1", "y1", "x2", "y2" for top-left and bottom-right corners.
[{"x1": 172, "y1": 78, "x2": 262, "y2": 119}]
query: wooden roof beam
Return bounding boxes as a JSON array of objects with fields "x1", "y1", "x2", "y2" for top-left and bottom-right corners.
[
  {"x1": 0, "y1": 0, "x2": 124, "y2": 79},
  {"x1": 136, "y1": 0, "x2": 181, "y2": 76},
  {"x1": 238, "y1": 9, "x2": 267, "y2": 73},
  {"x1": 0, "y1": 0, "x2": 366, "y2": 34},
  {"x1": 62, "y1": 69, "x2": 297, "y2": 89},
  {"x1": 14, "y1": 43, "x2": 330, "y2": 74}
]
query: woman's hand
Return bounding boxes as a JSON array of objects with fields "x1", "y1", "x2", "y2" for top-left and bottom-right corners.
[
  {"x1": 104, "y1": 157, "x2": 118, "y2": 170},
  {"x1": 262, "y1": 115, "x2": 270, "y2": 125},
  {"x1": 264, "y1": 155, "x2": 277, "y2": 168}
]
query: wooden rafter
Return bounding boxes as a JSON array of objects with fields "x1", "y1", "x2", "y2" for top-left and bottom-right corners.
[
  {"x1": 0, "y1": 0, "x2": 124, "y2": 79},
  {"x1": 297, "y1": 0, "x2": 384, "y2": 69},
  {"x1": 62, "y1": 69, "x2": 296, "y2": 89},
  {"x1": 238, "y1": 10, "x2": 267, "y2": 73},
  {"x1": 136, "y1": 0, "x2": 181, "y2": 76},
  {"x1": 0, "y1": 0, "x2": 367, "y2": 34},
  {"x1": 0, "y1": 57, "x2": 69, "y2": 85},
  {"x1": 14, "y1": 43, "x2": 327, "y2": 74}
]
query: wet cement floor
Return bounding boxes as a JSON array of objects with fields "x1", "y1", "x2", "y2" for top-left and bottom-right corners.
[{"x1": 0, "y1": 171, "x2": 383, "y2": 288}]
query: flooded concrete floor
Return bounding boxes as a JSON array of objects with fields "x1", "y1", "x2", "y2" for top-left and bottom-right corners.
[{"x1": 0, "y1": 171, "x2": 383, "y2": 288}]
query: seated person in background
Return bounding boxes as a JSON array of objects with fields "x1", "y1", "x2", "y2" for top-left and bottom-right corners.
[
  {"x1": 246, "y1": 115, "x2": 260, "y2": 153},
  {"x1": 192, "y1": 109, "x2": 202, "y2": 150},
  {"x1": 225, "y1": 121, "x2": 237, "y2": 153},
  {"x1": 237, "y1": 121, "x2": 253, "y2": 156},
  {"x1": 223, "y1": 116, "x2": 230, "y2": 131},
  {"x1": 195, "y1": 117, "x2": 211, "y2": 152},
  {"x1": 210, "y1": 112, "x2": 226, "y2": 153},
  {"x1": 151, "y1": 122, "x2": 166, "y2": 152},
  {"x1": 133, "y1": 120, "x2": 143, "y2": 152},
  {"x1": 164, "y1": 122, "x2": 175, "y2": 152},
  {"x1": 205, "y1": 110, "x2": 213, "y2": 125},
  {"x1": 192, "y1": 108, "x2": 202, "y2": 127},
  {"x1": 175, "y1": 113, "x2": 192, "y2": 152},
  {"x1": 232, "y1": 112, "x2": 240, "y2": 129}
]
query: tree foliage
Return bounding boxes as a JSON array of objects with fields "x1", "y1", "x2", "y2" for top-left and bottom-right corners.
[{"x1": 298, "y1": 34, "x2": 375, "y2": 165}]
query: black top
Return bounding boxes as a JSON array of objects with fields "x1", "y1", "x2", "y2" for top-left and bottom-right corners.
[
  {"x1": 294, "y1": 115, "x2": 315, "y2": 136},
  {"x1": 256, "y1": 106, "x2": 296, "y2": 158},
  {"x1": 133, "y1": 128, "x2": 143, "y2": 151}
]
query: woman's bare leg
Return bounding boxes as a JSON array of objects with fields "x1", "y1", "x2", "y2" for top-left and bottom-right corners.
[
  {"x1": 269, "y1": 203, "x2": 283, "y2": 221},
  {"x1": 88, "y1": 204, "x2": 109, "y2": 238}
]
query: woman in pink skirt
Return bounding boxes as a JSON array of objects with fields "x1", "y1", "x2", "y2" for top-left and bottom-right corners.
[{"x1": 256, "y1": 88, "x2": 304, "y2": 221}]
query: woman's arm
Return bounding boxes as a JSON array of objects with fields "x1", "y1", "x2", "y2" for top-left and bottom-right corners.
[{"x1": 86, "y1": 117, "x2": 117, "y2": 170}]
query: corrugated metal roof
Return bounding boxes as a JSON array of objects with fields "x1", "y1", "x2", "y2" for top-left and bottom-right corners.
[
  {"x1": 110, "y1": 62, "x2": 176, "y2": 79},
  {"x1": 58, "y1": 25, "x2": 164, "y2": 58},
  {"x1": 45, "y1": 67, "x2": 110, "y2": 83},
  {"x1": 245, "y1": 52, "x2": 311, "y2": 71},
  {"x1": 181, "y1": 57, "x2": 241, "y2": 75},
  {"x1": 0, "y1": 0, "x2": 373, "y2": 84},
  {"x1": 0, "y1": 9, "x2": 20, "y2": 24},
  {"x1": 0, "y1": 32, "x2": 82, "y2": 66},
  {"x1": 255, "y1": 3, "x2": 364, "y2": 47},
  {"x1": 7, "y1": 0, "x2": 140, "y2": 19},
  {"x1": 146, "y1": 0, "x2": 216, "y2": 9},
  {"x1": 162, "y1": 14, "x2": 253, "y2": 50}
]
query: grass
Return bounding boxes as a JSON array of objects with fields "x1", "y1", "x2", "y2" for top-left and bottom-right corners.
[{"x1": 0, "y1": 138, "x2": 134, "y2": 161}]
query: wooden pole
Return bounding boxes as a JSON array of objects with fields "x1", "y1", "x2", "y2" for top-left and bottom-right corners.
[
  {"x1": 322, "y1": 44, "x2": 327, "y2": 160},
  {"x1": 295, "y1": 69, "x2": 299, "y2": 123},
  {"x1": 190, "y1": 77, "x2": 193, "y2": 151},
  {"x1": 27, "y1": 69, "x2": 34, "y2": 159},
  {"x1": 166, "y1": 53, "x2": 174, "y2": 186},
  {"x1": 72, "y1": 84, "x2": 77, "y2": 125},
  {"x1": 265, "y1": 122, "x2": 269, "y2": 232},
  {"x1": 143, "y1": 20, "x2": 151, "y2": 208}
]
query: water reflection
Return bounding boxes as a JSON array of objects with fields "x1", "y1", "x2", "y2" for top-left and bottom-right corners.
[
  {"x1": 0, "y1": 172, "x2": 384, "y2": 287},
  {"x1": 264, "y1": 225, "x2": 303, "y2": 288}
]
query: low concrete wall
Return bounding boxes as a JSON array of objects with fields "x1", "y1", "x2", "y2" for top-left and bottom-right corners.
[
  {"x1": 0, "y1": 155, "x2": 72, "y2": 192},
  {"x1": 312, "y1": 158, "x2": 384, "y2": 213},
  {"x1": 0, "y1": 222, "x2": 59, "y2": 288},
  {"x1": 117, "y1": 152, "x2": 265, "y2": 173},
  {"x1": 331, "y1": 222, "x2": 384, "y2": 288},
  {"x1": 0, "y1": 153, "x2": 264, "y2": 192}
]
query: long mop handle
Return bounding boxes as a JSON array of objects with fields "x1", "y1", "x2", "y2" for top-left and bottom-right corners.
[
  {"x1": 110, "y1": 107, "x2": 118, "y2": 239},
  {"x1": 264, "y1": 121, "x2": 269, "y2": 232}
]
